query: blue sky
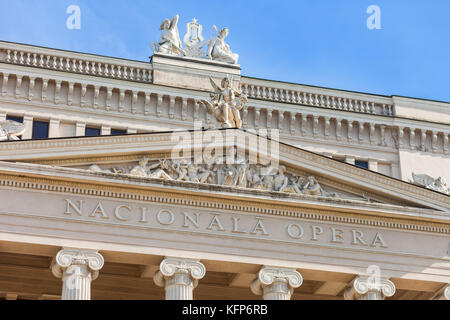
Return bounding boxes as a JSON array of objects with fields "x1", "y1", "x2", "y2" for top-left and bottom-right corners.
[{"x1": 0, "y1": 0, "x2": 449, "y2": 102}]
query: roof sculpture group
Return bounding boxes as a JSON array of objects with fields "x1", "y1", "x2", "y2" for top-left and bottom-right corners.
[{"x1": 151, "y1": 15, "x2": 239, "y2": 64}]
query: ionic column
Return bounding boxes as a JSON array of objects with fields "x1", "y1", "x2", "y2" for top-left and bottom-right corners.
[
  {"x1": 344, "y1": 276, "x2": 395, "y2": 300},
  {"x1": 250, "y1": 266, "x2": 303, "y2": 300},
  {"x1": 51, "y1": 248, "x2": 104, "y2": 300},
  {"x1": 153, "y1": 257, "x2": 206, "y2": 300},
  {"x1": 434, "y1": 285, "x2": 450, "y2": 300}
]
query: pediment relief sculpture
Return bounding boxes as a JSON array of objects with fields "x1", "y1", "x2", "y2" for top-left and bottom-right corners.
[
  {"x1": 150, "y1": 15, "x2": 239, "y2": 64},
  {"x1": 410, "y1": 173, "x2": 449, "y2": 195},
  {"x1": 87, "y1": 156, "x2": 340, "y2": 199}
]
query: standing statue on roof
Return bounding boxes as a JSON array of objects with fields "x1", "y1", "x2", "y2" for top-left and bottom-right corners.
[
  {"x1": 151, "y1": 14, "x2": 186, "y2": 56},
  {"x1": 199, "y1": 76, "x2": 247, "y2": 129},
  {"x1": 206, "y1": 26, "x2": 239, "y2": 64}
]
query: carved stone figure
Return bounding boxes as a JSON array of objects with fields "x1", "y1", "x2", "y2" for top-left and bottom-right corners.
[
  {"x1": 0, "y1": 120, "x2": 26, "y2": 141},
  {"x1": 279, "y1": 176, "x2": 303, "y2": 194},
  {"x1": 148, "y1": 159, "x2": 173, "y2": 180},
  {"x1": 183, "y1": 18, "x2": 205, "y2": 58},
  {"x1": 151, "y1": 14, "x2": 185, "y2": 56},
  {"x1": 129, "y1": 157, "x2": 149, "y2": 177},
  {"x1": 246, "y1": 164, "x2": 263, "y2": 188},
  {"x1": 411, "y1": 173, "x2": 450, "y2": 195},
  {"x1": 302, "y1": 176, "x2": 322, "y2": 196},
  {"x1": 206, "y1": 26, "x2": 239, "y2": 64},
  {"x1": 222, "y1": 164, "x2": 239, "y2": 186},
  {"x1": 197, "y1": 166, "x2": 215, "y2": 184},
  {"x1": 273, "y1": 166, "x2": 289, "y2": 192},
  {"x1": 199, "y1": 76, "x2": 247, "y2": 129},
  {"x1": 301, "y1": 176, "x2": 338, "y2": 198},
  {"x1": 88, "y1": 164, "x2": 111, "y2": 174}
]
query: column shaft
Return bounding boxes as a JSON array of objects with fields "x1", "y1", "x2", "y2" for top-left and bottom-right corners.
[
  {"x1": 61, "y1": 264, "x2": 93, "y2": 300},
  {"x1": 165, "y1": 272, "x2": 195, "y2": 300}
]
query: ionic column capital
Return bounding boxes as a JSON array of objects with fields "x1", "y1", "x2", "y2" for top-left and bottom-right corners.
[
  {"x1": 344, "y1": 276, "x2": 395, "y2": 300},
  {"x1": 250, "y1": 266, "x2": 303, "y2": 300},
  {"x1": 154, "y1": 257, "x2": 206, "y2": 300},
  {"x1": 52, "y1": 248, "x2": 104, "y2": 281},
  {"x1": 154, "y1": 257, "x2": 206, "y2": 287},
  {"x1": 434, "y1": 285, "x2": 450, "y2": 300}
]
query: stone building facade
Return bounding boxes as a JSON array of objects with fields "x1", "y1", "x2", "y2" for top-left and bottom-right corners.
[{"x1": 0, "y1": 37, "x2": 448, "y2": 300}]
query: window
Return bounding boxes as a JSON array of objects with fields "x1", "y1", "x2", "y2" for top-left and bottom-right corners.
[
  {"x1": 355, "y1": 161, "x2": 369, "y2": 169},
  {"x1": 6, "y1": 115, "x2": 23, "y2": 123},
  {"x1": 111, "y1": 129, "x2": 127, "y2": 136},
  {"x1": 85, "y1": 127, "x2": 101, "y2": 137},
  {"x1": 32, "y1": 121, "x2": 49, "y2": 139}
]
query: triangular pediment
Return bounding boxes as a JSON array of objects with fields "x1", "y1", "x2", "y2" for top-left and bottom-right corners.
[{"x1": 0, "y1": 129, "x2": 448, "y2": 214}]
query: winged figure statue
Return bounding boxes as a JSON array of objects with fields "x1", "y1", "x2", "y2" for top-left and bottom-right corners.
[{"x1": 199, "y1": 76, "x2": 247, "y2": 128}]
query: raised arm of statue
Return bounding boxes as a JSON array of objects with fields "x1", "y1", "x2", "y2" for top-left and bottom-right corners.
[
  {"x1": 151, "y1": 13, "x2": 185, "y2": 56},
  {"x1": 170, "y1": 14, "x2": 179, "y2": 30}
]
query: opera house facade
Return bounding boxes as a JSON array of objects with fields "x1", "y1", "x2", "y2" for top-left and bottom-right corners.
[{"x1": 0, "y1": 16, "x2": 448, "y2": 300}]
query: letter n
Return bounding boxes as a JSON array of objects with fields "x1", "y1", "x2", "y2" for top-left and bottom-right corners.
[{"x1": 65, "y1": 199, "x2": 83, "y2": 216}]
